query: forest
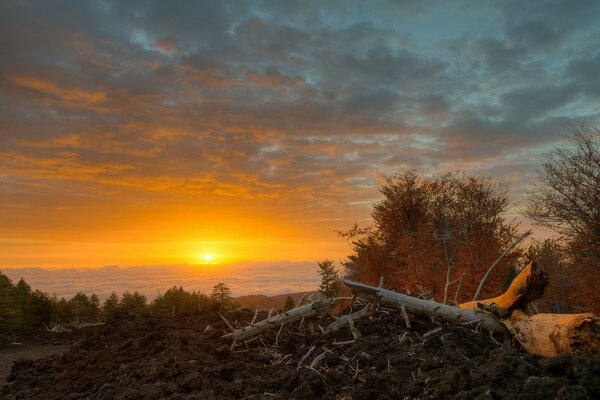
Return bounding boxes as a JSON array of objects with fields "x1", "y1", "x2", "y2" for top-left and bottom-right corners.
[{"x1": 0, "y1": 279, "x2": 239, "y2": 334}]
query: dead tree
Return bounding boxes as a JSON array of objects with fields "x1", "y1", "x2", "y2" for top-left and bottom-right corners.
[
  {"x1": 460, "y1": 261, "x2": 548, "y2": 313},
  {"x1": 222, "y1": 298, "x2": 340, "y2": 342},
  {"x1": 342, "y1": 279, "x2": 508, "y2": 333},
  {"x1": 505, "y1": 310, "x2": 599, "y2": 357},
  {"x1": 344, "y1": 262, "x2": 600, "y2": 357}
]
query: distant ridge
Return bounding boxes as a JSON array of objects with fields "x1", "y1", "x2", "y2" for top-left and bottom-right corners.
[{"x1": 236, "y1": 291, "x2": 314, "y2": 311}]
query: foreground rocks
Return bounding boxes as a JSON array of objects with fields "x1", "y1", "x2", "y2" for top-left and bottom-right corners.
[{"x1": 2, "y1": 309, "x2": 599, "y2": 399}]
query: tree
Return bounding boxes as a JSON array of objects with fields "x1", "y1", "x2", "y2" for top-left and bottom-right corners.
[
  {"x1": 153, "y1": 286, "x2": 213, "y2": 315},
  {"x1": 318, "y1": 260, "x2": 341, "y2": 298},
  {"x1": 120, "y1": 291, "x2": 148, "y2": 316},
  {"x1": 283, "y1": 295, "x2": 295, "y2": 311},
  {"x1": 102, "y1": 292, "x2": 120, "y2": 321},
  {"x1": 525, "y1": 126, "x2": 600, "y2": 238},
  {"x1": 340, "y1": 170, "x2": 520, "y2": 302},
  {"x1": 525, "y1": 126, "x2": 600, "y2": 313},
  {"x1": 210, "y1": 283, "x2": 238, "y2": 310},
  {"x1": 0, "y1": 271, "x2": 19, "y2": 330}
]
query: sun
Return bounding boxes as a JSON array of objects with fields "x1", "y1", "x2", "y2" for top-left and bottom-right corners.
[{"x1": 202, "y1": 253, "x2": 213, "y2": 262}]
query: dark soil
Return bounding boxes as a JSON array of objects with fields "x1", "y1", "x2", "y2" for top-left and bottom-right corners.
[{"x1": 1, "y1": 308, "x2": 599, "y2": 399}]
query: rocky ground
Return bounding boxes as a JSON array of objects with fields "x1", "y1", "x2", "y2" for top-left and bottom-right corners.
[{"x1": 1, "y1": 307, "x2": 599, "y2": 399}]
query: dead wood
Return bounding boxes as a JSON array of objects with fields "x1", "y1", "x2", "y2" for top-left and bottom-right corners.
[
  {"x1": 342, "y1": 279, "x2": 508, "y2": 334},
  {"x1": 326, "y1": 305, "x2": 371, "y2": 334},
  {"x1": 459, "y1": 261, "x2": 548, "y2": 313},
  {"x1": 472, "y1": 230, "x2": 532, "y2": 301},
  {"x1": 505, "y1": 310, "x2": 600, "y2": 357},
  {"x1": 222, "y1": 299, "x2": 338, "y2": 341}
]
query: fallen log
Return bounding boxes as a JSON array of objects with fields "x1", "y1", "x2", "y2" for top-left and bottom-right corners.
[
  {"x1": 342, "y1": 279, "x2": 508, "y2": 334},
  {"x1": 222, "y1": 299, "x2": 337, "y2": 342},
  {"x1": 505, "y1": 310, "x2": 600, "y2": 357},
  {"x1": 459, "y1": 261, "x2": 548, "y2": 313}
]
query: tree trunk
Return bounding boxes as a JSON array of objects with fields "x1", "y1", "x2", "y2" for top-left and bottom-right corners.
[
  {"x1": 460, "y1": 261, "x2": 548, "y2": 313},
  {"x1": 342, "y1": 279, "x2": 508, "y2": 333},
  {"x1": 504, "y1": 310, "x2": 599, "y2": 357}
]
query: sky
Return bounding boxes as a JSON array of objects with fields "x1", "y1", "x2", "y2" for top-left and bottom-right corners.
[{"x1": 1, "y1": 0, "x2": 600, "y2": 272}]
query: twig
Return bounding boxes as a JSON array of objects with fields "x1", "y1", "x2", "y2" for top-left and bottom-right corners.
[
  {"x1": 332, "y1": 340, "x2": 355, "y2": 346},
  {"x1": 297, "y1": 345, "x2": 316, "y2": 370},
  {"x1": 275, "y1": 323, "x2": 285, "y2": 346},
  {"x1": 401, "y1": 305, "x2": 411, "y2": 329},
  {"x1": 473, "y1": 230, "x2": 531, "y2": 300},
  {"x1": 219, "y1": 313, "x2": 235, "y2": 332},
  {"x1": 310, "y1": 351, "x2": 328, "y2": 369}
]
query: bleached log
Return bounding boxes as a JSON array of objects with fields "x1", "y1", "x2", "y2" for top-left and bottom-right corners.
[
  {"x1": 222, "y1": 299, "x2": 337, "y2": 341},
  {"x1": 343, "y1": 279, "x2": 508, "y2": 334},
  {"x1": 504, "y1": 310, "x2": 600, "y2": 357},
  {"x1": 460, "y1": 261, "x2": 548, "y2": 313}
]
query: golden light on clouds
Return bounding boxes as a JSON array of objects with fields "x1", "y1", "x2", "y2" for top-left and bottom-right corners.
[{"x1": 2, "y1": 0, "x2": 596, "y2": 270}]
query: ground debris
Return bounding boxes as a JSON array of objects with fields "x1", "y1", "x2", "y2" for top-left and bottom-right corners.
[{"x1": 1, "y1": 308, "x2": 599, "y2": 399}]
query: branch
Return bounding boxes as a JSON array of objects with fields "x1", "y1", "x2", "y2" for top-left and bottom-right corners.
[{"x1": 472, "y1": 230, "x2": 531, "y2": 301}]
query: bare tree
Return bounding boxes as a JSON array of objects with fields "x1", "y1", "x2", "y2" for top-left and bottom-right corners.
[
  {"x1": 525, "y1": 125, "x2": 600, "y2": 313},
  {"x1": 525, "y1": 125, "x2": 600, "y2": 238}
]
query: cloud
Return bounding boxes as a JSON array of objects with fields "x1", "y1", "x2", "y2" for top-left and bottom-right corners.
[{"x1": 1, "y1": 0, "x2": 600, "y2": 266}]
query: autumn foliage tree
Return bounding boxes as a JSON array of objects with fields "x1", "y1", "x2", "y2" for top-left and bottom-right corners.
[
  {"x1": 340, "y1": 170, "x2": 522, "y2": 303},
  {"x1": 525, "y1": 126, "x2": 600, "y2": 313}
]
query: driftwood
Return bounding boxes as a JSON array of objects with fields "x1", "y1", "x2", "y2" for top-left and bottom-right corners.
[
  {"x1": 342, "y1": 279, "x2": 508, "y2": 333},
  {"x1": 460, "y1": 261, "x2": 548, "y2": 313}
]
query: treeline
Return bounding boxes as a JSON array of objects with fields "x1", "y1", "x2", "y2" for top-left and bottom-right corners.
[
  {"x1": 0, "y1": 274, "x2": 238, "y2": 333},
  {"x1": 337, "y1": 126, "x2": 600, "y2": 314}
]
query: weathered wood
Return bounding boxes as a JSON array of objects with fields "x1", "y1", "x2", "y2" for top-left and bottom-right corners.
[
  {"x1": 505, "y1": 310, "x2": 600, "y2": 357},
  {"x1": 343, "y1": 279, "x2": 508, "y2": 334},
  {"x1": 222, "y1": 299, "x2": 337, "y2": 341},
  {"x1": 460, "y1": 261, "x2": 548, "y2": 313},
  {"x1": 326, "y1": 305, "x2": 371, "y2": 333}
]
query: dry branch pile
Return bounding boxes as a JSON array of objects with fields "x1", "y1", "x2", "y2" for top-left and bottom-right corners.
[{"x1": 223, "y1": 262, "x2": 599, "y2": 358}]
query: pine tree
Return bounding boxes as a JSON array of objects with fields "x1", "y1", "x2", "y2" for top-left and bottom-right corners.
[
  {"x1": 0, "y1": 271, "x2": 19, "y2": 330},
  {"x1": 283, "y1": 295, "x2": 295, "y2": 311},
  {"x1": 318, "y1": 260, "x2": 341, "y2": 298},
  {"x1": 120, "y1": 291, "x2": 148, "y2": 315},
  {"x1": 102, "y1": 292, "x2": 120, "y2": 321},
  {"x1": 90, "y1": 294, "x2": 101, "y2": 321},
  {"x1": 210, "y1": 283, "x2": 238, "y2": 310}
]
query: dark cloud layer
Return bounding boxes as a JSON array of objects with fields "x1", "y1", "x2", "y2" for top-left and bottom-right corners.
[{"x1": 1, "y1": 0, "x2": 599, "y2": 265}]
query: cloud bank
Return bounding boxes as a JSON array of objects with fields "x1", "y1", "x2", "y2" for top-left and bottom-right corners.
[{"x1": 2, "y1": 261, "x2": 320, "y2": 300}]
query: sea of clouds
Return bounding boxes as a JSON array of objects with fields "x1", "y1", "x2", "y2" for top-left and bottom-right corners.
[{"x1": 1, "y1": 261, "x2": 320, "y2": 300}]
